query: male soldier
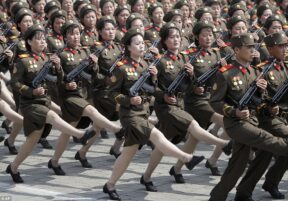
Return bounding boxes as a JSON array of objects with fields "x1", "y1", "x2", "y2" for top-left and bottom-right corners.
[
  {"x1": 232, "y1": 32, "x2": 288, "y2": 201},
  {"x1": 209, "y1": 33, "x2": 288, "y2": 201}
]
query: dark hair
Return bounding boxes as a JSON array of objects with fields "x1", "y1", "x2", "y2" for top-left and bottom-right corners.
[
  {"x1": 52, "y1": 16, "x2": 66, "y2": 31},
  {"x1": 16, "y1": 14, "x2": 32, "y2": 31},
  {"x1": 96, "y1": 19, "x2": 116, "y2": 41},
  {"x1": 194, "y1": 27, "x2": 215, "y2": 47},
  {"x1": 81, "y1": 9, "x2": 96, "y2": 23},
  {"x1": 63, "y1": 24, "x2": 80, "y2": 38},
  {"x1": 160, "y1": 28, "x2": 180, "y2": 50},
  {"x1": 25, "y1": 31, "x2": 45, "y2": 51}
]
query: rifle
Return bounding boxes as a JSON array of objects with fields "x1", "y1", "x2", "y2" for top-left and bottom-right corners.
[
  {"x1": 195, "y1": 53, "x2": 234, "y2": 86},
  {"x1": 0, "y1": 42, "x2": 17, "y2": 63},
  {"x1": 32, "y1": 48, "x2": 63, "y2": 88},
  {"x1": 143, "y1": 38, "x2": 160, "y2": 60},
  {"x1": 65, "y1": 43, "x2": 108, "y2": 83},
  {"x1": 166, "y1": 48, "x2": 203, "y2": 95},
  {"x1": 129, "y1": 51, "x2": 166, "y2": 97},
  {"x1": 107, "y1": 52, "x2": 125, "y2": 77},
  {"x1": 238, "y1": 58, "x2": 276, "y2": 110},
  {"x1": 269, "y1": 79, "x2": 288, "y2": 105}
]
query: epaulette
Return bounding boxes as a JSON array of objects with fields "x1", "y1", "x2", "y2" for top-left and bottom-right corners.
[
  {"x1": 145, "y1": 25, "x2": 153, "y2": 31},
  {"x1": 256, "y1": 60, "x2": 269, "y2": 68},
  {"x1": 181, "y1": 47, "x2": 198, "y2": 55},
  {"x1": 9, "y1": 35, "x2": 17, "y2": 40},
  {"x1": 212, "y1": 47, "x2": 220, "y2": 51},
  {"x1": 117, "y1": 59, "x2": 128, "y2": 67},
  {"x1": 82, "y1": 46, "x2": 89, "y2": 49},
  {"x1": 219, "y1": 64, "x2": 233, "y2": 73},
  {"x1": 18, "y1": 54, "x2": 30, "y2": 59}
]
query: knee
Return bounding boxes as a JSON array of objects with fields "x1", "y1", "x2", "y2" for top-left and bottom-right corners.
[
  {"x1": 48, "y1": 110, "x2": 59, "y2": 122},
  {"x1": 84, "y1": 105, "x2": 98, "y2": 116}
]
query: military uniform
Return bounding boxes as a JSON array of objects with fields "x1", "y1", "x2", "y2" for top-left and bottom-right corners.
[
  {"x1": 92, "y1": 41, "x2": 122, "y2": 121},
  {"x1": 115, "y1": 26, "x2": 127, "y2": 43},
  {"x1": 58, "y1": 46, "x2": 95, "y2": 123},
  {"x1": 10, "y1": 25, "x2": 61, "y2": 136},
  {"x1": 154, "y1": 50, "x2": 193, "y2": 142},
  {"x1": 115, "y1": 56, "x2": 155, "y2": 147},
  {"x1": 209, "y1": 34, "x2": 288, "y2": 201},
  {"x1": 144, "y1": 24, "x2": 161, "y2": 44}
]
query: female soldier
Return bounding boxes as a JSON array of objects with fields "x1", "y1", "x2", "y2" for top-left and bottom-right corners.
[
  {"x1": 114, "y1": 5, "x2": 130, "y2": 43},
  {"x1": 144, "y1": 2, "x2": 164, "y2": 44},
  {"x1": 128, "y1": 0, "x2": 150, "y2": 26},
  {"x1": 7, "y1": 24, "x2": 96, "y2": 183},
  {"x1": 91, "y1": 16, "x2": 125, "y2": 158},
  {"x1": 141, "y1": 22, "x2": 229, "y2": 186},
  {"x1": 100, "y1": 0, "x2": 116, "y2": 17},
  {"x1": 103, "y1": 28, "x2": 204, "y2": 201},
  {"x1": 48, "y1": 21, "x2": 121, "y2": 173}
]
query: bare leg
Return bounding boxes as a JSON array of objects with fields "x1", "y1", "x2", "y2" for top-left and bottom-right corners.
[
  {"x1": 107, "y1": 144, "x2": 139, "y2": 189},
  {"x1": 188, "y1": 120, "x2": 228, "y2": 147},
  {"x1": 51, "y1": 101, "x2": 62, "y2": 115},
  {"x1": 46, "y1": 110, "x2": 84, "y2": 138},
  {"x1": 143, "y1": 147, "x2": 164, "y2": 181},
  {"x1": 174, "y1": 135, "x2": 199, "y2": 173},
  {"x1": 0, "y1": 80, "x2": 15, "y2": 109},
  {"x1": 10, "y1": 129, "x2": 43, "y2": 173},
  {"x1": 51, "y1": 121, "x2": 78, "y2": 166},
  {"x1": 83, "y1": 105, "x2": 121, "y2": 133}
]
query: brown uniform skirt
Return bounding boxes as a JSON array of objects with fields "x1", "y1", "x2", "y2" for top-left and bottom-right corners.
[
  {"x1": 155, "y1": 102, "x2": 193, "y2": 141},
  {"x1": 93, "y1": 91, "x2": 118, "y2": 121},
  {"x1": 62, "y1": 96, "x2": 89, "y2": 123},
  {"x1": 21, "y1": 103, "x2": 50, "y2": 136}
]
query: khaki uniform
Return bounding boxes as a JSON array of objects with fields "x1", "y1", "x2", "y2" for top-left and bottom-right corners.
[
  {"x1": 209, "y1": 60, "x2": 288, "y2": 201},
  {"x1": 144, "y1": 25, "x2": 160, "y2": 44},
  {"x1": 154, "y1": 51, "x2": 193, "y2": 142},
  {"x1": 59, "y1": 47, "x2": 95, "y2": 123},
  {"x1": 80, "y1": 29, "x2": 99, "y2": 47},
  {"x1": 10, "y1": 52, "x2": 60, "y2": 136},
  {"x1": 115, "y1": 26, "x2": 127, "y2": 43},
  {"x1": 184, "y1": 47, "x2": 221, "y2": 129},
  {"x1": 115, "y1": 57, "x2": 155, "y2": 147},
  {"x1": 92, "y1": 41, "x2": 122, "y2": 121}
]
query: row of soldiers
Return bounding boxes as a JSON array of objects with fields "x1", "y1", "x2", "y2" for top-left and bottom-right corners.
[{"x1": 0, "y1": 0, "x2": 288, "y2": 200}]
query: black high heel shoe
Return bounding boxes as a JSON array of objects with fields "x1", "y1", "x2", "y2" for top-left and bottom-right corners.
[
  {"x1": 74, "y1": 152, "x2": 92, "y2": 168},
  {"x1": 4, "y1": 139, "x2": 18, "y2": 155},
  {"x1": 103, "y1": 183, "x2": 121, "y2": 200},
  {"x1": 6, "y1": 164, "x2": 23, "y2": 183},
  {"x1": 2, "y1": 121, "x2": 12, "y2": 134},
  {"x1": 48, "y1": 159, "x2": 66, "y2": 175},
  {"x1": 140, "y1": 175, "x2": 157, "y2": 192},
  {"x1": 109, "y1": 148, "x2": 121, "y2": 159},
  {"x1": 169, "y1": 166, "x2": 185, "y2": 183},
  {"x1": 185, "y1": 155, "x2": 205, "y2": 170}
]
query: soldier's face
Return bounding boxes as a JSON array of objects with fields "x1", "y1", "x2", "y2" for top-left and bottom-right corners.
[
  {"x1": 117, "y1": 9, "x2": 130, "y2": 26},
  {"x1": 267, "y1": 21, "x2": 283, "y2": 35},
  {"x1": 269, "y1": 44, "x2": 287, "y2": 60},
  {"x1": 62, "y1": 0, "x2": 73, "y2": 11},
  {"x1": 180, "y1": 5, "x2": 189, "y2": 19},
  {"x1": 29, "y1": 32, "x2": 46, "y2": 53},
  {"x1": 132, "y1": 0, "x2": 144, "y2": 14},
  {"x1": 66, "y1": 28, "x2": 81, "y2": 48},
  {"x1": 102, "y1": 2, "x2": 115, "y2": 16},
  {"x1": 152, "y1": 7, "x2": 164, "y2": 24},
  {"x1": 171, "y1": 16, "x2": 183, "y2": 29},
  {"x1": 83, "y1": 11, "x2": 97, "y2": 28},
  {"x1": 211, "y1": 4, "x2": 221, "y2": 18},
  {"x1": 34, "y1": 0, "x2": 46, "y2": 14},
  {"x1": 260, "y1": 9, "x2": 272, "y2": 24},
  {"x1": 19, "y1": 15, "x2": 33, "y2": 32},
  {"x1": 197, "y1": 28, "x2": 214, "y2": 48},
  {"x1": 235, "y1": 46, "x2": 254, "y2": 62},
  {"x1": 231, "y1": 21, "x2": 247, "y2": 36},
  {"x1": 162, "y1": 0, "x2": 172, "y2": 13},
  {"x1": 164, "y1": 29, "x2": 181, "y2": 51},
  {"x1": 128, "y1": 34, "x2": 145, "y2": 57},
  {"x1": 100, "y1": 22, "x2": 116, "y2": 41},
  {"x1": 131, "y1": 19, "x2": 145, "y2": 35},
  {"x1": 53, "y1": 17, "x2": 65, "y2": 34}
]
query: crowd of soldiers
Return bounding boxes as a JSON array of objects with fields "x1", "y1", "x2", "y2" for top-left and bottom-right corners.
[{"x1": 1, "y1": 0, "x2": 288, "y2": 200}]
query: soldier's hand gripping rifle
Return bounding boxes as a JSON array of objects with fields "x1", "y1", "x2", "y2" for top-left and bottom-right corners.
[
  {"x1": 166, "y1": 48, "x2": 203, "y2": 96},
  {"x1": 238, "y1": 58, "x2": 276, "y2": 110},
  {"x1": 32, "y1": 48, "x2": 63, "y2": 88},
  {"x1": 65, "y1": 44, "x2": 108, "y2": 83},
  {"x1": 195, "y1": 53, "x2": 234, "y2": 87},
  {"x1": 129, "y1": 51, "x2": 166, "y2": 97},
  {"x1": 144, "y1": 38, "x2": 160, "y2": 60},
  {"x1": 269, "y1": 78, "x2": 288, "y2": 106},
  {"x1": 0, "y1": 42, "x2": 17, "y2": 63}
]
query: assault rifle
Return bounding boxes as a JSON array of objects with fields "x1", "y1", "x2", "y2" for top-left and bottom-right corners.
[
  {"x1": 195, "y1": 53, "x2": 234, "y2": 86},
  {"x1": 144, "y1": 38, "x2": 160, "y2": 60},
  {"x1": 107, "y1": 52, "x2": 125, "y2": 77},
  {"x1": 238, "y1": 58, "x2": 276, "y2": 110},
  {"x1": 32, "y1": 48, "x2": 63, "y2": 88},
  {"x1": 129, "y1": 51, "x2": 166, "y2": 97},
  {"x1": 167, "y1": 48, "x2": 203, "y2": 95},
  {"x1": 65, "y1": 43, "x2": 108, "y2": 83},
  {"x1": 0, "y1": 42, "x2": 17, "y2": 63},
  {"x1": 269, "y1": 79, "x2": 288, "y2": 105}
]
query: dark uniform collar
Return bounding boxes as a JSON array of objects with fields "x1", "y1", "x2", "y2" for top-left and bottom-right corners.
[
  {"x1": 31, "y1": 51, "x2": 45, "y2": 61},
  {"x1": 166, "y1": 50, "x2": 179, "y2": 61},
  {"x1": 234, "y1": 60, "x2": 251, "y2": 74},
  {"x1": 52, "y1": 31, "x2": 63, "y2": 41}
]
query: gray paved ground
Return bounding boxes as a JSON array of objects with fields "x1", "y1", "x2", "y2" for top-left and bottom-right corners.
[{"x1": 0, "y1": 119, "x2": 287, "y2": 201}]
